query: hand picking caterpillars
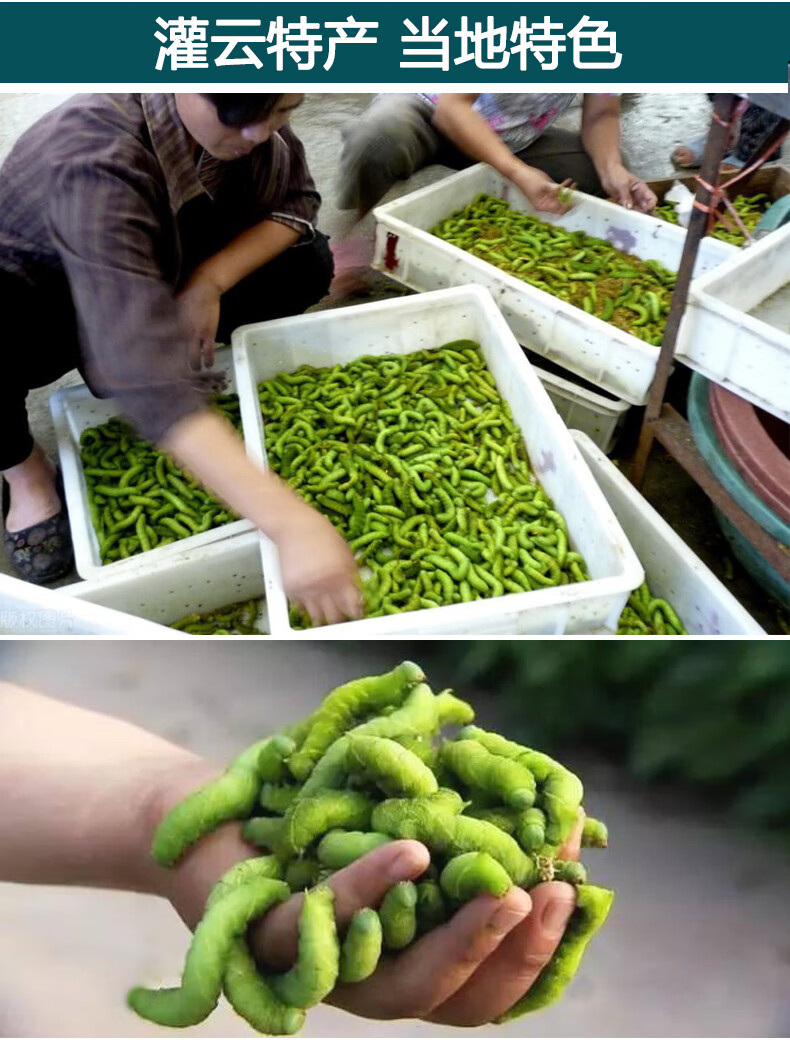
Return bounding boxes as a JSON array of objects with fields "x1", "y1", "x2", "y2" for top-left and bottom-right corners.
[{"x1": 133, "y1": 662, "x2": 613, "y2": 1035}]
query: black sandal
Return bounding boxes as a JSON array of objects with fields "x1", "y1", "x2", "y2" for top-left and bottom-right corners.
[{"x1": 2, "y1": 469, "x2": 74, "y2": 584}]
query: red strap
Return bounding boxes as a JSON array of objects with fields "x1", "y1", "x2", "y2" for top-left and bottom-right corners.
[{"x1": 690, "y1": 124, "x2": 790, "y2": 242}]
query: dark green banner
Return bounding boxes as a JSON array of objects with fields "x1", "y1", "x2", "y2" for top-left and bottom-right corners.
[{"x1": 0, "y1": 3, "x2": 788, "y2": 84}]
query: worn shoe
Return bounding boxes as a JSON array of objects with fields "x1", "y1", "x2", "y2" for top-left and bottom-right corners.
[{"x1": 2, "y1": 470, "x2": 74, "y2": 584}]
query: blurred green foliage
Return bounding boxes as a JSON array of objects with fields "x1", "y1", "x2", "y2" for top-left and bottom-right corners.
[{"x1": 422, "y1": 641, "x2": 790, "y2": 830}]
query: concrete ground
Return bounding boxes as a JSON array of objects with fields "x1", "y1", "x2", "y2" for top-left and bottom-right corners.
[
  {"x1": 0, "y1": 92, "x2": 788, "y2": 632},
  {"x1": 1, "y1": 640, "x2": 790, "y2": 1037}
]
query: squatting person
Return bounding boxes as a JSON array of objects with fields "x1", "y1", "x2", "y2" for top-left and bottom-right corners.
[
  {"x1": 0, "y1": 92, "x2": 361, "y2": 625},
  {"x1": 330, "y1": 92, "x2": 658, "y2": 295}
]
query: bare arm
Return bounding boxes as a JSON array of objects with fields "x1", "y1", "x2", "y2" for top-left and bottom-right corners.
[
  {"x1": 177, "y1": 220, "x2": 301, "y2": 370},
  {"x1": 433, "y1": 94, "x2": 574, "y2": 215},
  {"x1": 196, "y1": 219, "x2": 301, "y2": 294},
  {"x1": 0, "y1": 680, "x2": 197, "y2": 892},
  {"x1": 580, "y1": 94, "x2": 624, "y2": 175},
  {"x1": 171, "y1": 223, "x2": 363, "y2": 625},
  {"x1": 581, "y1": 96, "x2": 657, "y2": 212},
  {"x1": 160, "y1": 410, "x2": 363, "y2": 626},
  {"x1": 433, "y1": 94, "x2": 522, "y2": 180}
]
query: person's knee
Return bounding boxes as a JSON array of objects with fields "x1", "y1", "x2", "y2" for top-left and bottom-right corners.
[
  {"x1": 218, "y1": 234, "x2": 334, "y2": 335},
  {"x1": 301, "y1": 234, "x2": 334, "y2": 300},
  {"x1": 338, "y1": 98, "x2": 434, "y2": 210}
]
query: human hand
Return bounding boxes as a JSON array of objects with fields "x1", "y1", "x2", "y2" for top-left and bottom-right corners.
[
  {"x1": 256, "y1": 811, "x2": 584, "y2": 1026},
  {"x1": 275, "y1": 499, "x2": 364, "y2": 626},
  {"x1": 154, "y1": 754, "x2": 585, "y2": 1029},
  {"x1": 601, "y1": 165, "x2": 657, "y2": 213},
  {"x1": 510, "y1": 165, "x2": 577, "y2": 215},
  {"x1": 176, "y1": 275, "x2": 222, "y2": 371}
]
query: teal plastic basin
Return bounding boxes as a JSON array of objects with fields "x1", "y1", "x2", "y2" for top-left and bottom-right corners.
[
  {"x1": 688, "y1": 371, "x2": 790, "y2": 607},
  {"x1": 714, "y1": 509, "x2": 790, "y2": 608}
]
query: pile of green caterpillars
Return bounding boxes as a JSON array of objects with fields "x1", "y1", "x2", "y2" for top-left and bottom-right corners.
[
  {"x1": 652, "y1": 192, "x2": 770, "y2": 247},
  {"x1": 430, "y1": 193, "x2": 676, "y2": 347},
  {"x1": 257, "y1": 341, "x2": 590, "y2": 629},
  {"x1": 170, "y1": 598, "x2": 266, "y2": 636},
  {"x1": 617, "y1": 580, "x2": 687, "y2": 635},
  {"x1": 129, "y1": 662, "x2": 613, "y2": 1034},
  {"x1": 79, "y1": 394, "x2": 241, "y2": 564}
]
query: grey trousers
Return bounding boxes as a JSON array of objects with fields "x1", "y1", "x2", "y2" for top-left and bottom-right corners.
[{"x1": 337, "y1": 94, "x2": 603, "y2": 213}]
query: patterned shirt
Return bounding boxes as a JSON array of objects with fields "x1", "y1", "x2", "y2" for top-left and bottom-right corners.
[
  {"x1": 0, "y1": 93, "x2": 320, "y2": 441},
  {"x1": 419, "y1": 93, "x2": 618, "y2": 153}
]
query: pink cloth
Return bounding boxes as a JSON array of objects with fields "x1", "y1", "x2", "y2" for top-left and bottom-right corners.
[{"x1": 331, "y1": 232, "x2": 374, "y2": 273}]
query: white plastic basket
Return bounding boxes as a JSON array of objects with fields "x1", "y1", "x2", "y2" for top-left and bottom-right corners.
[
  {"x1": 372, "y1": 164, "x2": 737, "y2": 406},
  {"x1": 0, "y1": 572, "x2": 167, "y2": 635},
  {"x1": 66, "y1": 531, "x2": 269, "y2": 634},
  {"x1": 676, "y1": 221, "x2": 790, "y2": 424},
  {"x1": 534, "y1": 365, "x2": 629, "y2": 455},
  {"x1": 233, "y1": 284, "x2": 644, "y2": 636},
  {"x1": 50, "y1": 347, "x2": 254, "y2": 581},
  {"x1": 572, "y1": 431, "x2": 765, "y2": 635}
]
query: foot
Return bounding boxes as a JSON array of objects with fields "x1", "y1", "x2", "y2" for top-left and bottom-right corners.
[
  {"x1": 672, "y1": 145, "x2": 744, "y2": 173},
  {"x1": 327, "y1": 265, "x2": 375, "y2": 300},
  {"x1": 2, "y1": 444, "x2": 61, "y2": 532},
  {"x1": 671, "y1": 125, "x2": 744, "y2": 171},
  {"x1": 327, "y1": 232, "x2": 377, "y2": 301},
  {"x1": 3, "y1": 445, "x2": 74, "y2": 585}
]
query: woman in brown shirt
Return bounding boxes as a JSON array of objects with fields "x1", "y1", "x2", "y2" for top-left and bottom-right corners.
[{"x1": 0, "y1": 93, "x2": 361, "y2": 624}]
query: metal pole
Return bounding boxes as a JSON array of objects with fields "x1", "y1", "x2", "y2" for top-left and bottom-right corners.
[{"x1": 629, "y1": 93, "x2": 738, "y2": 487}]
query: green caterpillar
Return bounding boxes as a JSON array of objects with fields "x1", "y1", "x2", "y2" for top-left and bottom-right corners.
[
  {"x1": 295, "y1": 683, "x2": 470, "y2": 800},
  {"x1": 339, "y1": 909, "x2": 383, "y2": 983},
  {"x1": 260, "y1": 782, "x2": 302, "y2": 815},
  {"x1": 284, "y1": 858, "x2": 321, "y2": 892},
  {"x1": 652, "y1": 192, "x2": 769, "y2": 247},
  {"x1": 581, "y1": 817, "x2": 608, "y2": 848},
  {"x1": 466, "y1": 806, "x2": 546, "y2": 852},
  {"x1": 440, "y1": 738, "x2": 537, "y2": 810},
  {"x1": 153, "y1": 736, "x2": 290, "y2": 866},
  {"x1": 459, "y1": 726, "x2": 583, "y2": 846},
  {"x1": 553, "y1": 859, "x2": 587, "y2": 885},
  {"x1": 204, "y1": 857, "x2": 304, "y2": 1036},
  {"x1": 379, "y1": 881, "x2": 419, "y2": 950},
  {"x1": 371, "y1": 793, "x2": 536, "y2": 886},
  {"x1": 128, "y1": 875, "x2": 290, "y2": 1027},
  {"x1": 170, "y1": 597, "x2": 265, "y2": 636},
  {"x1": 346, "y1": 734, "x2": 439, "y2": 797},
  {"x1": 317, "y1": 830, "x2": 394, "y2": 869},
  {"x1": 270, "y1": 886, "x2": 339, "y2": 1009},
  {"x1": 259, "y1": 737, "x2": 298, "y2": 782},
  {"x1": 440, "y1": 852, "x2": 512, "y2": 902},
  {"x1": 288, "y1": 662, "x2": 425, "y2": 779},
  {"x1": 276, "y1": 790, "x2": 376, "y2": 859},
  {"x1": 618, "y1": 581, "x2": 688, "y2": 635},
  {"x1": 495, "y1": 884, "x2": 614, "y2": 1020},
  {"x1": 416, "y1": 879, "x2": 447, "y2": 932}
]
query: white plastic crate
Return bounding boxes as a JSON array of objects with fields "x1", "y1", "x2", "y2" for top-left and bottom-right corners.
[
  {"x1": 372, "y1": 164, "x2": 737, "y2": 406},
  {"x1": 67, "y1": 531, "x2": 269, "y2": 634},
  {"x1": 50, "y1": 347, "x2": 254, "y2": 581},
  {"x1": 676, "y1": 221, "x2": 790, "y2": 424},
  {"x1": 0, "y1": 572, "x2": 166, "y2": 635},
  {"x1": 232, "y1": 284, "x2": 644, "y2": 636},
  {"x1": 572, "y1": 431, "x2": 765, "y2": 635},
  {"x1": 534, "y1": 365, "x2": 629, "y2": 455}
]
